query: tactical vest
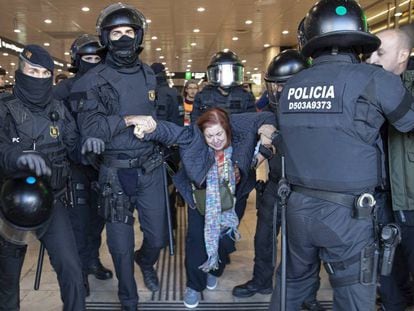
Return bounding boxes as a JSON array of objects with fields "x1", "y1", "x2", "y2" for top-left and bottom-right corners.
[
  {"x1": 155, "y1": 83, "x2": 171, "y2": 121},
  {"x1": 70, "y1": 63, "x2": 157, "y2": 156},
  {"x1": 197, "y1": 86, "x2": 248, "y2": 115},
  {"x1": 278, "y1": 63, "x2": 384, "y2": 193},
  {"x1": 0, "y1": 94, "x2": 69, "y2": 190},
  {"x1": 389, "y1": 69, "x2": 414, "y2": 211}
]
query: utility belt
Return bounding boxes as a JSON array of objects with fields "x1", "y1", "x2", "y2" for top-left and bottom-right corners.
[
  {"x1": 291, "y1": 185, "x2": 376, "y2": 220},
  {"x1": 102, "y1": 152, "x2": 163, "y2": 174}
]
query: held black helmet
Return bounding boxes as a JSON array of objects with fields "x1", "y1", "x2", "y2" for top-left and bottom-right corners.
[
  {"x1": 265, "y1": 49, "x2": 308, "y2": 109},
  {"x1": 207, "y1": 50, "x2": 244, "y2": 88},
  {"x1": 96, "y1": 2, "x2": 146, "y2": 49},
  {"x1": 70, "y1": 34, "x2": 104, "y2": 71},
  {"x1": 0, "y1": 173, "x2": 54, "y2": 245},
  {"x1": 301, "y1": 0, "x2": 380, "y2": 58}
]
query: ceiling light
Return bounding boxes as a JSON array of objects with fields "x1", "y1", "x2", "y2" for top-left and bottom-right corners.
[
  {"x1": 186, "y1": 69, "x2": 190, "y2": 72},
  {"x1": 64, "y1": 52, "x2": 70, "y2": 55},
  {"x1": 146, "y1": 19, "x2": 152, "y2": 23},
  {"x1": 395, "y1": 11, "x2": 403, "y2": 17},
  {"x1": 66, "y1": 63, "x2": 71, "y2": 67},
  {"x1": 190, "y1": 42, "x2": 197, "y2": 46},
  {"x1": 187, "y1": 64, "x2": 192, "y2": 68},
  {"x1": 14, "y1": 29, "x2": 21, "y2": 33},
  {"x1": 43, "y1": 42, "x2": 50, "y2": 46},
  {"x1": 162, "y1": 62, "x2": 166, "y2": 65},
  {"x1": 69, "y1": 72, "x2": 74, "y2": 76},
  {"x1": 5, "y1": 80, "x2": 8, "y2": 83},
  {"x1": 247, "y1": 71, "x2": 251, "y2": 74},
  {"x1": 242, "y1": 59, "x2": 247, "y2": 63},
  {"x1": 254, "y1": 67, "x2": 258, "y2": 71},
  {"x1": 165, "y1": 67, "x2": 169, "y2": 70},
  {"x1": 159, "y1": 55, "x2": 165, "y2": 59},
  {"x1": 197, "y1": 7, "x2": 206, "y2": 12},
  {"x1": 10, "y1": 62, "x2": 15, "y2": 66},
  {"x1": 223, "y1": 48, "x2": 229, "y2": 52},
  {"x1": 193, "y1": 28, "x2": 200, "y2": 33},
  {"x1": 81, "y1": 7, "x2": 90, "y2": 12},
  {"x1": 2, "y1": 53, "x2": 8, "y2": 56},
  {"x1": 44, "y1": 19, "x2": 52, "y2": 24},
  {"x1": 282, "y1": 30, "x2": 289, "y2": 35},
  {"x1": 263, "y1": 43, "x2": 270, "y2": 48},
  {"x1": 245, "y1": 20, "x2": 253, "y2": 25},
  {"x1": 188, "y1": 59, "x2": 192, "y2": 62},
  {"x1": 57, "y1": 69, "x2": 62, "y2": 72},
  {"x1": 9, "y1": 76, "x2": 13, "y2": 79},
  {"x1": 155, "y1": 47, "x2": 162, "y2": 51},
  {"x1": 232, "y1": 37, "x2": 239, "y2": 41}
]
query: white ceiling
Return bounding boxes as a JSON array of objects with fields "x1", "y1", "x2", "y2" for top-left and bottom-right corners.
[{"x1": 0, "y1": 0, "x2": 412, "y2": 83}]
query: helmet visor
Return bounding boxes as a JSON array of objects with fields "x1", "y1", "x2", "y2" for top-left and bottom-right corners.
[
  {"x1": 266, "y1": 81, "x2": 285, "y2": 111},
  {"x1": 207, "y1": 64, "x2": 244, "y2": 87}
]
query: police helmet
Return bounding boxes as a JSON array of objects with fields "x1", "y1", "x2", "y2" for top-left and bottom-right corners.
[
  {"x1": 0, "y1": 173, "x2": 54, "y2": 245},
  {"x1": 265, "y1": 49, "x2": 308, "y2": 109},
  {"x1": 207, "y1": 50, "x2": 244, "y2": 88},
  {"x1": 297, "y1": 18, "x2": 306, "y2": 51},
  {"x1": 301, "y1": 0, "x2": 380, "y2": 58},
  {"x1": 70, "y1": 34, "x2": 104, "y2": 71},
  {"x1": 96, "y1": 2, "x2": 146, "y2": 49}
]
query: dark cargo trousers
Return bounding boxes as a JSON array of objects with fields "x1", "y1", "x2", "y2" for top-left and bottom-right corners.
[
  {"x1": 269, "y1": 191, "x2": 376, "y2": 311},
  {"x1": 0, "y1": 201, "x2": 86, "y2": 311},
  {"x1": 100, "y1": 165, "x2": 168, "y2": 308},
  {"x1": 68, "y1": 164, "x2": 105, "y2": 272}
]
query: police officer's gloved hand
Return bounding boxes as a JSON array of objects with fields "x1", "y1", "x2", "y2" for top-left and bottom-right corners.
[
  {"x1": 16, "y1": 153, "x2": 52, "y2": 177},
  {"x1": 81, "y1": 137, "x2": 105, "y2": 155}
]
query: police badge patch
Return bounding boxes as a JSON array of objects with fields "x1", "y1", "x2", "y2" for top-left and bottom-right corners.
[
  {"x1": 148, "y1": 90, "x2": 156, "y2": 101},
  {"x1": 50, "y1": 125, "x2": 59, "y2": 138}
]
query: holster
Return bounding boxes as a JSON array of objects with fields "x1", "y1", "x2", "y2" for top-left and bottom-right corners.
[
  {"x1": 98, "y1": 168, "x2": 134, "y2": 225},
  {"x1": 50, "y1": 159, "x2": 70, "y2": 190}
]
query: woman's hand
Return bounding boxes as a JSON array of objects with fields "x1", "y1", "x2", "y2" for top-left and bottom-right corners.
[
  {"x1": 124, "y1": 115, "x2": 156, "y2": 128},
  {"x1": 258, "y1": 124, "x2": 277, "y2": 145},
  {"x1": 234, "y1": 164, "x2": 241, "y2": 184}
]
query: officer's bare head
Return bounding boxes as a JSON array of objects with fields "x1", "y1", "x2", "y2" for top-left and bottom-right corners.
[{"x1": 367, "y1": 29, "x2": 412, "y2": 75}]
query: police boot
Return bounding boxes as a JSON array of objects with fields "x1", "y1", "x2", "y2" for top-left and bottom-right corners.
[
  {"x1": 134, "y1": 250, "x2": 159, "y2": 292},
  {"x1": 83, "y1": 272, "x2": 90, "y2": 297},
  {"x1": 232, "y1": 279, "x2": 273, "y2": 298},
  {"x1": 301, "y1": 299, "x2": 325, "y2": 311},
  {"x1": 87, "y1": 260, "x2": 113, "y2": 280}
]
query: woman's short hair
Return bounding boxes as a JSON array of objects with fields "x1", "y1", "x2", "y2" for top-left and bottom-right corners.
[{"x1": 196, "y1": 107, "x2": 232, "y2": 148}]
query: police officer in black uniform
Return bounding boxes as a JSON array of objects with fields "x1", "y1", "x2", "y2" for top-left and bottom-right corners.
[
  {"x1": 53, "y1": 34, "x2": 113, "y2": 295},
  {"x1": 70, "y1": 3, "x2": 168, "y2": 310},
  {"x1": 268, "y1": 0, "x2": 414, "y2": 310},
  {"x1": 0, "y1": 44, "x2": 86, "y2": 311},
  {"x1": 150, "y1": 62, "x2": 181, "y2": 125},
  {"x1": 192, "y1": 50, "x2": 256, "y2": 220},
  {"x1": 234, "y1": 49, "x2": 323, "y2": 310}
]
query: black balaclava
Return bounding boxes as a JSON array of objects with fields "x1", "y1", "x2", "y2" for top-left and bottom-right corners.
[
  {"x1": 78, "y1": 58, "x2": 99, "y2": 75},
  {"x1": 14, "y1": 70, "x2": 52, "y2": 111},
  {"x1": 106, "y1": 29, "x2": 143, "y2": 68}
]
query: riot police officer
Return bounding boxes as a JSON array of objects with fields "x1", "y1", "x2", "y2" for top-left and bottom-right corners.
[
  {"x1": 53, "y1": 34, "x2": 113, "y2": 295},
  {"x1": 150, "y1": 62, "x2": 181, "y2": 125},
  {"x1": 234, "y1": 49, "x2": 323, "y2": 310},
  {"x1": 0, "y1": 44, "x2": 86, "y2": 311},
  {"x1": 70, "y1": 3, "x2": 168, "y2": 310},
  {"x1": 268, "y1": 0, "x2": 414, "y2": 310},
  {"x1": 192, "y1": 50, "x2": 256, "y2": 220}
]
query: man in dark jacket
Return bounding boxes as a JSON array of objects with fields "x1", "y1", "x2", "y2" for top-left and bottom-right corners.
[{"x1": 0, "y1": 44, "x2": 86, "y2": 311}]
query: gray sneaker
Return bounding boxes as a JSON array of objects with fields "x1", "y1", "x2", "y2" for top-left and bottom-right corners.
[
  {"x1": 183, "y1": 287, "x2": 200, "y2": 309},
  {"x1": 206, "y1": 273, "x2": 218, "y2": 290}
]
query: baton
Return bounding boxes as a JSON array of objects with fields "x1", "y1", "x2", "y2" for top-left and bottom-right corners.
[
  {"x1": 34, "y1": 243, "x2": 45, "y2": 290},
  {"x1": 161, "y1": 160, "x2": 175, "y2": 256}
]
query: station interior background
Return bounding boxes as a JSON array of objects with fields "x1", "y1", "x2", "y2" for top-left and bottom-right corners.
[{"x1": 0, "y1": 0, "x2": 413, "y2": 310}]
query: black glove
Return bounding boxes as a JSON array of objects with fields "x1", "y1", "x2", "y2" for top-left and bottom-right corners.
[
  {"x1": 16, "y1": 153, "x2": 52, "y2": 176},
  {"x1": 81, "y1": 137, "x2": 105, "y2": 155}
]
